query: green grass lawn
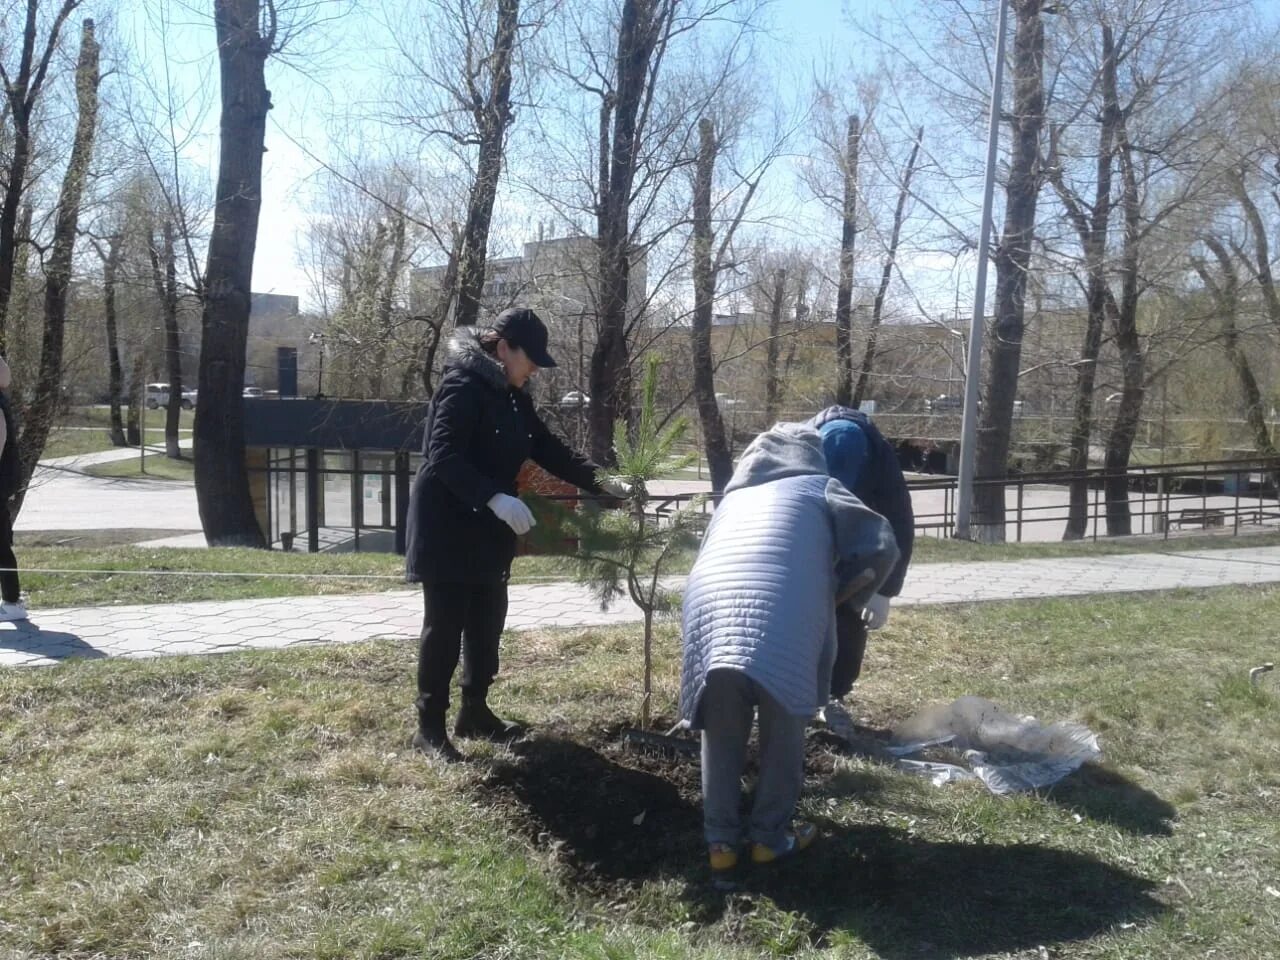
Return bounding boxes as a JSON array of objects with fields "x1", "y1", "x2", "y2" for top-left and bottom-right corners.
[
  {"x1": 1, "y1": 586, "x2": 1277, "y2": 958},
  {"x1": 42, "y1": 427, "x2": 193, "y2": 460},
  {"x1": 85, "y1": 453, "x2": 195, "y2": 481},
  {"x1": 12, "y1": 545, "x2": 596, "y2": 608},
  {"x1": 910, "y1": 525, "x2": 1280, "y2": 562},
  {"x1": 12, "y1": 529, "x2": 1280, "y2": 609},
  {"x1": 59, "y1": 404, "x2": 197, "y2": 431},
  {"x1": 41, "y1": 406, "x2": 195, "y2": 460},
  {"x1": 16, "y1": 545, "x2": 408, "y2": 607}
]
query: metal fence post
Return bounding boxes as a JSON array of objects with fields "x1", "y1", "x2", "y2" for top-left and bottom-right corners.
[
  {"x1": 305, "y1": 448, "x2": 320, "y2": 553},
  {"x1": 1016, "y1": 480, "x2": 1024, "y2": 542},
  {"x1": 394, "y1": 452, "x2": 410, "y2": 555},
  {"x1": 1092, "y1": 477, "x2": 1100, "y2": 542},
  {"x1": 1139, "y1": 465, "x2": 1146, "y2": 534}
]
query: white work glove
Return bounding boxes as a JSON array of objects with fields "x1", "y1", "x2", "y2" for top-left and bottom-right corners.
[
  {"x1": 601, "y1": 477, "x2": 634, "y2": 499},
  {"x1": 487, "y1": 493, "x2": 536, "y2": 535},
  {"x1": 862, "y1": 593, "x2": 891, "y2": 631}
]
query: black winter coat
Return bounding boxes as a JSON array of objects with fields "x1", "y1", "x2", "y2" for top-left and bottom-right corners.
[
  {"x1": 0, "y1": 393, "x2": 19, "y2": 500},
  {"x1": 405, "y1": 329, "x2": 603, "y2": 584},
  {"x1": 809, "y1": 405, "x2": 914, "y2": 596}
]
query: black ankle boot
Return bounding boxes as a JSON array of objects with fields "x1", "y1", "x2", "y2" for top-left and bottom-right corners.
[
  {"x1": 454, "y1": 695, "x2": 523, "y2": 741},
  {"x1": 413, "y1": 706, "x2": 463, "y2": 762}
]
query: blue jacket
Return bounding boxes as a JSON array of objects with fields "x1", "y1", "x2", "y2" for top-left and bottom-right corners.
[
  {"x1": 680, "y1": 424, "x2": 899, "y2": 725},
  {"x1": 809, "y1": 406, "x2": 914, "y2": 596}
]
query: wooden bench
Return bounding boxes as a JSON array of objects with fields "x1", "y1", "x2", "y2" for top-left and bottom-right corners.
[
  {"x1": 1232, "y1": 509, "x2": 1280, "y2": 526},
  {"x1": 1174, "y1": 508, "x2": 1226, "y2": 529}
]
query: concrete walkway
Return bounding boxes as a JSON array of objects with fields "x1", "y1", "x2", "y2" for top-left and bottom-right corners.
[
  {"x1": 21, "y1": 441, "x2": 200, "y2": 534},
  {"x1": 4, "y1": 544, "x2": 1280, "y2": 667}
]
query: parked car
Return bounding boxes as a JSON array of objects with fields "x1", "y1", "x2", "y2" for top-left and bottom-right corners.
[
  {"x1": 715, "y1": 392, "x2": 740, "y2": 407},
  {"x1": 243, "y1": 387, "x2": 264, "y2": 398},
  {"x1": 925, "y1": 394, "x2": 964, "y2": 412},
  {"x1": 145, "y1": 382, "x2": 197, "y2": 410},
  {"x1": 558, "y1": 390, "x2": 590, "y2": 407}
]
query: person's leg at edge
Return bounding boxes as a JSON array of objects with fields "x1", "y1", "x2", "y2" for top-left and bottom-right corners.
[
  {"x1": 700, "y1": 669, "x2": 756, "y2": 869},
  {"x1": 414, "y1": 582, "x2": 470, "y2": 760}
]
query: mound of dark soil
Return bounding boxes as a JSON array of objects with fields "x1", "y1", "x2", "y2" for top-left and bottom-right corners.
[
  {"x1": 476, "y1": 722, "x2": 1165, "y2": 956},
  {"x1": 479, "y1": 724, "x2": 704, "y2": 887},
  {"x1": 477, "y1": 721, "x2": 857, "y2": 889}
]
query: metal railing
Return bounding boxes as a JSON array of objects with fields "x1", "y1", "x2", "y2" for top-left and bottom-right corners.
[
  {"x1": 912, "y1": 455, "x2": 1280, "y2": 543},
  {"x1": 550, "y1": 454, "x2": 1280, "y2": 545}
]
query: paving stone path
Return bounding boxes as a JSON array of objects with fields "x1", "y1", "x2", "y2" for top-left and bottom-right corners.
[{"x1": 4, "y1": 545, "x2": 1280, "y2": 667}]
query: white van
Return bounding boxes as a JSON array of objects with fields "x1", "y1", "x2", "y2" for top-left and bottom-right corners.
[{"x1": 145, "y1": 383, "x2": 197, "y2": 409}]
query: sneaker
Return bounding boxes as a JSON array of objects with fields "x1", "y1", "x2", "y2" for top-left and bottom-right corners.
[
  {"x1": 708, "y1": 842, "x2": 739, "y2": 873},
  {"x1": 750, "y1": 822, "x2": 818, "y2": 864},
  {"x1": 0, "y1": 600, "x2": 28, "y2": 622}
]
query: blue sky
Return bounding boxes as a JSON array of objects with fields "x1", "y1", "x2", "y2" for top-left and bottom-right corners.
[
  {"x1": 131, "y1": 0, "x2": 899, "y2": 307},
  {"x1": 128, "y1": 0, "x2": 1276, "y2": 319}
]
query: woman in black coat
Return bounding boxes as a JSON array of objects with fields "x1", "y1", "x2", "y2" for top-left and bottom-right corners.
[{"x1": 405, "y1": 307, "x2": 627, "y2": 761}]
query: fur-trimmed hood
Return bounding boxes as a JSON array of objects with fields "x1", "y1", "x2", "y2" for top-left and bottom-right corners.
[{"x1": 445, "y1": 327, "x2": 508, "y2": 392}]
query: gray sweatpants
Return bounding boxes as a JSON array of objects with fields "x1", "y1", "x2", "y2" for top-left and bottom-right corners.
[{"x1": 700, "y1": 669, "x2": 808, "y2": 852}]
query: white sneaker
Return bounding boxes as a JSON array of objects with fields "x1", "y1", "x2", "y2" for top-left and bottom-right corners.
[{"x1": 0, "y1": 600, "x2": 28, "y2": 621}]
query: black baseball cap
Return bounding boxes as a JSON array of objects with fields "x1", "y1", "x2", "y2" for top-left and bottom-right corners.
[{"x1": 491, "y1": 307, "x2": 557, "y2": 368}]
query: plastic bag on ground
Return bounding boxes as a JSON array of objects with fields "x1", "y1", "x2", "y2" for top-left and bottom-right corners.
[{"x1": 824, "y1": 696, "x2": 1101, "y2": 795}]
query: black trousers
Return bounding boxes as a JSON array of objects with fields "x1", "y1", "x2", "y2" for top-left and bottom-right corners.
[
  {"x1": 0, "y1": 501, "x2": 18, "y2": 604},
  {"x1": 831, "y1": 602, "x2": 868, "y2": 700},
  {"x1": 416, "y1": 581, "x2": 509, "y2": 713}
]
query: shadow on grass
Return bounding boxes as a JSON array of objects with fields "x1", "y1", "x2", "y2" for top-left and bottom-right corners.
[
  {"x1": 817, "y1": 723, "x2": 1179, "y2": 838},
  {"x1": 482, "y1": 735, "x2": 1165, "y2": 959},
  {"x1": 1046, "y1": 764, "x2": 1178, "y2": 836},
  {"x1": 0, "y1": 621, "x2": 106, "y2": 661},
  {"x1": 481, "y1": 734, "x2": 705, "y2": 885},
  {"x1": 694, "y1": 820, "x2": 1166, "y2": 959}
]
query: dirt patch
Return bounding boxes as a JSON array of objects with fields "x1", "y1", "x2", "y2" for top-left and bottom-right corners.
[
  {"x1": 476, "y1": 720, "x2": 855, "y2": 892},
  {"x1": 475, "y1": 722, "x2": 1165, "y2": 954},
  {"x1": 478, "y1": 723, "x2": 704, "y2": 889}
]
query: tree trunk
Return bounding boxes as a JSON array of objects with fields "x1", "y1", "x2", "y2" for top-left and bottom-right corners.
[
  {"x1": 1102, "y1": 120, "x2": 1144, "y2": 537},
  {"x1": 589, "y1": 0, "x2": 669, "y2": 466},
  {"x1": 1231, "y1": 175, "x2": 1280, "y2": 328},
  {"x1": 763, "y1": 267, "x2": 786, "y2": 423},
  {"x1": 641, "y1": 605, "x2": 653, "y2": 729},
  {"x1": 971, "y1": 0, "x2": 1046, "y2": 542},
  {"x1": 8, "y1": 203, "x2": 34, "y2": 347},
  {"x1": 1062, "y1": 292, "x2": 1105, "y2": 539},
  {"x1": 103, "y1": 232, "x2": 127, "y2": 446},
  {"x1": 1104, "y1": 325, "x2": 1143, "y2": 535},
  {"x1": 451, "y1": 0, "x2": 518, "y2": 329},
  {"x1": 0, "y1": 98, "x2": 33, "y2": 348},
  {"x1": 834, "y1": 114, "x2": 859, "y2": 407},
  {"x1": 0, "y1": 1, "x2": 82, "y2": 343},
  {"x1": 13, "y1": 18, "x2": 98, "y2": 513},
  {"x1": 126, "y1": 360, "x2": 143, "y2": 446},
  {"x1": 783, "y1": 265, "x2": 811, "y2": 383},
  {"x1": 690, "y1": 118, "x2": 733, "y2": 492},
  {"x1": 150, "y1": 219, "x2": 183, "y2": 459},
  {"x1": 1050, "y1": 25, "x2": 1118, "y2": 540},
  {"x1": 1199, "y1": 237, "x2": 1276, "y2": 458},
  {"x1": 408, "y1": 315, "x2": 445, "y2": 399},
  {"x1": 853, "y1": 126, "x2": 922, "y2": 408},
  {"x1": 370, "y1": 210, "x2": 406, "y2": 399},
  {"x1": 422, "y1": 235, "x2": 460, "y2": 395},
  {"x1": 194, "y1": 0, "x2": 271, "y2": 547}
]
